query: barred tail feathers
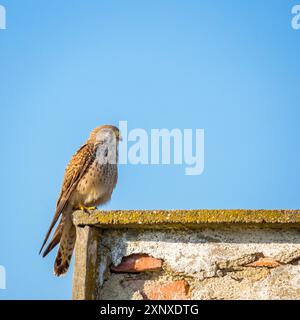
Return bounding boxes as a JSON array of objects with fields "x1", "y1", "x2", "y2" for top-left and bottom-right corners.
[{"x1": 53, "y1": 216, "x2": 76, "y2": 276}]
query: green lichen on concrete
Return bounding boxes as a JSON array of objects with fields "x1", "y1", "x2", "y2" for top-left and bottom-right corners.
[{"x1": 72, "y1": 209, "x2": 300, "y2": 229}]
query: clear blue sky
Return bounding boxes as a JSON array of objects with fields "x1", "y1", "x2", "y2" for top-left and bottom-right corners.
[{"x1": 0, "y1": 0, "x2": 299, "y2": 299}]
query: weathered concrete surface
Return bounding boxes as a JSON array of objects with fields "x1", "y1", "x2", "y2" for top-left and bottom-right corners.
[
  {"x1": 72, "y1": 210, "x2": 300, "y2": 300},
  {"x1": 191, "y1": 264, "x2": 300, "y2": 300},
  {"x1": 72, "y1": 226, "x2": 100, "y2": 300},
  {"x1": 99, "y1": 229, "x2": 300, "y2": 277},
  {"x1": 96, "y1": 228, "x2": 300, "y2": 300}
]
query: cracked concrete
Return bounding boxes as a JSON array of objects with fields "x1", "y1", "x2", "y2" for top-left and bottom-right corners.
[
  {"x1": 98, "y1": 228, "x2": 300, "y2": 274},
  {"x1": 93, "y1": 227, "x2": 300, "y2": 300}
]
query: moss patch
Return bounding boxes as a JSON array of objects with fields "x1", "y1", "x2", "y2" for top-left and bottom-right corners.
[{"x1": 73, "y1": 209, "x2": 300, "y2": 230}]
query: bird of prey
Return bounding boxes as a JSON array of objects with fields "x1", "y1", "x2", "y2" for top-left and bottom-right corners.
[{"x1": 39, "y1": 125, "x2": 121, "y2": 276}]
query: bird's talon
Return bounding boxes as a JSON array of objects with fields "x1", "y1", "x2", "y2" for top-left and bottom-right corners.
[{"x1": 76, "y1": 205, "x2": 96, "y2": 213}]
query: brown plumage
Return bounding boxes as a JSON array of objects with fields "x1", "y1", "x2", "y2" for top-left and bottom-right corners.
[{"x1": 40, "y1": 125, "x2": 121, "y2": 276}]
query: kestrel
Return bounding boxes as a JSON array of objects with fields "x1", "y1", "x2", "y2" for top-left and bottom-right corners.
[{"x1": 40, "y1": 125, "x2": 121, "y2": 276}]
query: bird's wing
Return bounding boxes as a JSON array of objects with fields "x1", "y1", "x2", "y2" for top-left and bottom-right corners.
[
  {"x1": 41, "y1": 218, "x2": 64, "y2": 257},
  {"x1": 39, "y1": 143, "x2": 96, "y2": 255}
]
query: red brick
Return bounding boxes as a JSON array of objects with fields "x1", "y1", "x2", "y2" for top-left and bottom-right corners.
[
  {"x1": 110, "y1": 254, "x2": 163, "y2": 273},
  {"x1": 146, "y1": 280, "x2": 190, "y2": 300},
  {"x1": 246, "y1": 257, "x2": 281, "y2": 268}
]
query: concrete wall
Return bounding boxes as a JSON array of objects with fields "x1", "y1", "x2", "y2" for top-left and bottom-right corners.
[{"x1": 72, "y1": 210, "x2": 300, "y2": 300}]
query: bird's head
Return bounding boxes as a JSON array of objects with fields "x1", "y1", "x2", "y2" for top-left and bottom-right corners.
[{"x1": 89, "y1": 125, "x2": 122, "y2": 145}]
